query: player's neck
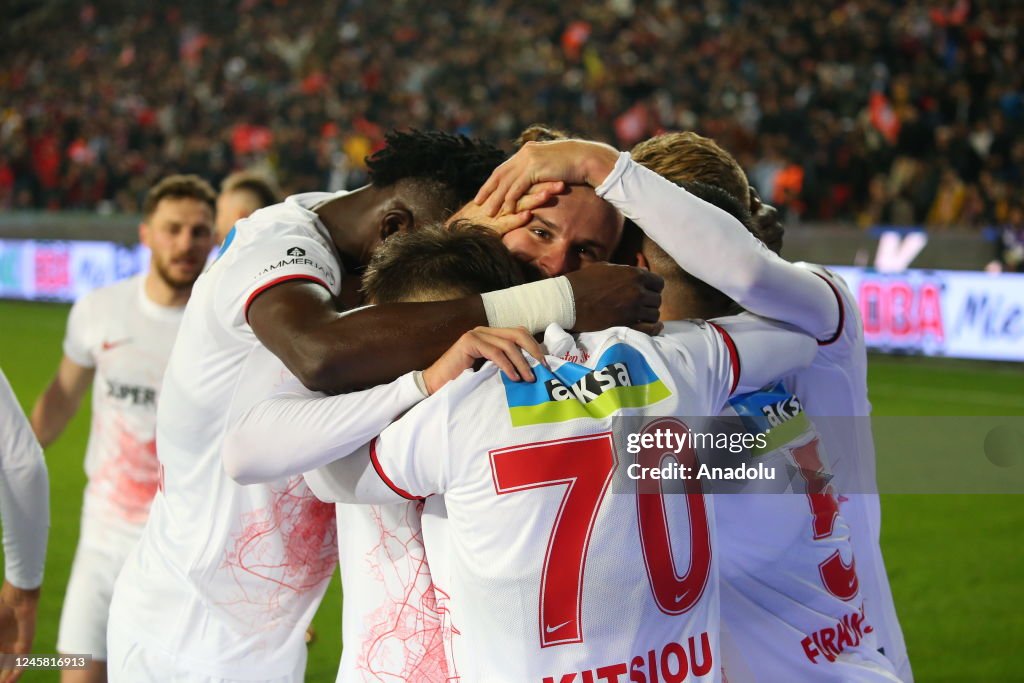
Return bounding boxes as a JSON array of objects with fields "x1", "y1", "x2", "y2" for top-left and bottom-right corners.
[
  {"x1": 144, "y1": 271, "x2": 190, "y2": 308},
  {"x1": 315, "y1": 185, "x2": 387, "y2": 270},
  {"x1": 661, "y1": 282, "x2": 725, "y2": 322}
]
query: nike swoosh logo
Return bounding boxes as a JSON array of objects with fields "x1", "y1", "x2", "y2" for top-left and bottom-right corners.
[
  {"x1": 674, "y1": 594, "x2": 687, "y2": 603},
  {"x1": 102, "y1": 338, "x2": 132, "y2": 351},
  {"x1": 545, "y1": 620, "x2": 572, "y2": 634}
]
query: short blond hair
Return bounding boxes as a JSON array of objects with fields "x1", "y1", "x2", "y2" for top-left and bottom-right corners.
[{"x1": 630, "y1": 132, "x2": 749, "y2": 203}]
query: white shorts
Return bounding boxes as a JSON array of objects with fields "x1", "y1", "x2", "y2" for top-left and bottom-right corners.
[
  {"x1": 106, "y1": 623, "x2": 305, "y2": 683},
  {"x1": 57, "y1": 542, "x2": 131, "y2": 660}
]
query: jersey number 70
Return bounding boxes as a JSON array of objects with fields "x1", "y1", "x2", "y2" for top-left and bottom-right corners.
[{"x1": 489, "y1": 420, "x2": 711, "y2": 648}]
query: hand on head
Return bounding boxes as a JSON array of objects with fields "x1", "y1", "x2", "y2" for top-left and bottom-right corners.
[
  {"x1": 447, "y1": 181, "x2": 566, "y2": 236},
  {"x1": 474, "y1": 140, "x2": 620, "y2": 218}
]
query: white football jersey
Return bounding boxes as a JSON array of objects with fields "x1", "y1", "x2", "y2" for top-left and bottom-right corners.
[
  {"x1": 368, "y1": 323, "x2": 739, "y2": 682},
  {"x1": 109, "y1": 193, "x2": 346, "y2": 679},
  {"x1": 715, "y1": 384, "x2": 900, "y2": 682},
  {"x1": 335, "y1": 501, "x2": 449, "y2": 682},
  {"x1": 0, "y1": 368, "x2": 49, "y2": 590},
  {"x1": 786, "y1": 264, "x2": 911, "y2": 682},
  {"x1": 62, "y1": 275, "x2": 183, "y2": 550}
]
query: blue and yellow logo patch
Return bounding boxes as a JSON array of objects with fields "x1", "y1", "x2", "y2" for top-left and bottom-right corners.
[
  {"x1": 729, "y1": 382, "x2": 811, "y2": 454},
  {"x1": 502, "y1": 343, "x2": 671, "y2": 427}
]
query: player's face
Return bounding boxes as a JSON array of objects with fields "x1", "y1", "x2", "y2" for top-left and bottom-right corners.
[
  {"x1": 501, "y1": 186, "x2": 623, "y2": 277},
  {"x1": 142, "y1": 197, "x2": 214, "y2": 289}
]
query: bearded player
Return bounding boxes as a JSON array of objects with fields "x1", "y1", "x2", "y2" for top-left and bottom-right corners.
[{"x1": 30, "y1": 175, "x2": 215, "y2": 683}]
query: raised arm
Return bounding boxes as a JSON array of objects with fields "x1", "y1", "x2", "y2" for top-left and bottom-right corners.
[
  {"x1": 476, "y1": 141, "x2": 840, "y2": 342},
  {"x1": 248, "y1": 263, "x2": 663, "y2": 394}
]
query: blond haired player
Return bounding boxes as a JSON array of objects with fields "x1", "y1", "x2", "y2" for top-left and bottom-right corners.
[
  {"x1": 632, "y1": 132, "x2": 911, "y2": 682},
  {"x1": 30, "y1": 175, "x2": 215, "y2": 683}
]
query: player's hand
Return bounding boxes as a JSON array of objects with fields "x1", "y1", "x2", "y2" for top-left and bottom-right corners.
[
  {"x1": 449, "y1": 181, "x2": 566, "y2": 236},
  {"x1": 423, "y1": 327, "x2": 548, "y2": 394},
  {"x1": 0, "y1": 581, "x2": 40, "y2": 683},
  {"x1": 474, "y1": 140, "x2": 620, "y2": 217},
  {"x1": 566, "y1": 263, "x2": 664, "y2": 336}
]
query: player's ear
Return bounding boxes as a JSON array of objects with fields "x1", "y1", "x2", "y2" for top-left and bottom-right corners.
[
  {"x1": 379, "y1": 207, "x2": 415, "y2": 242},
  {"x1": 138, "y1": 222, "x2": 151, "y2": 248}
]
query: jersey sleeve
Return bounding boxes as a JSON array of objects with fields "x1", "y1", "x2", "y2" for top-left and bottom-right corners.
[
  {"x1": 708, "y1": 314, "x2": 818, "y2": 395},
  {"x1": 62, "y1": 293, "x2": 95, "y2": 368},
  {"x1": 657, "y1": 317, "x2": 817, "y2": 411},
  {"x1": 303, "y1": 442, "x2": 404, "y2": 505},
  {"x1": 596, "y1": 152, "x2": 841, "y2": 342},
  {"x1": 654, "y1": 322, "x2": 739, "y2": 414},
  {"x1": 794, "y1": 262, "x2": 856, "y2": 356},
  {"x1": 0, "y1": 370, "x2": 49, "y2": 590},
  {"x1": 215, "y1": 229, "x2": 343, "y2": 329},
  {"x1": 368, "y1": 384, "x2": 454, "y2": 501},
  {"x1": 222, "y1": 371, "x2": 428, "y2": 485}
]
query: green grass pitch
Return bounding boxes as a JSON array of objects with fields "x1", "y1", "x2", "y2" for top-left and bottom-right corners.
[{"x1": 1, "y1": 299, "x2": 1021, "y2": 681}]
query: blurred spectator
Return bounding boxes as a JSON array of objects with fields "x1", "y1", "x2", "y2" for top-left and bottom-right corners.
[
  {"x1": 995, "y1": 200, "x2": 1024, "y2": 273},
  {"x1": 0, "y1": 0, "x2": 1021, "y2": 228},
  {"x1": 215, "y1": 170, "x2": 280, "y2": 244}
]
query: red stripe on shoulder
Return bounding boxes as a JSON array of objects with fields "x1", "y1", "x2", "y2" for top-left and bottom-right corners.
[
  {"x1": 244, "y1": 274, "x2": 328, "y2": 324},
  {"x1": 814, "y1": 272, "x2": 845, "y2": 346},
  {"x1": 707, "y1": 321, "x2": 741, "y2": 395},
  {"x1": 369, "y1": 436, "x2": 423, "y2": 501}
]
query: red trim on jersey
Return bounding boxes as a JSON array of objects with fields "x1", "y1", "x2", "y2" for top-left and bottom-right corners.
[
  {"x1": 707, "y1": 321, "x2": 741, "y2": 395},
  {"x1": 814, "y1": 272, "x2": 845, "y2": 346},
  {"x1": 369, "y1": 436, "x2": 423, "y2": 501},
  {"x1": 243, "y1": 274, "x2": 329, "y2": 324}
]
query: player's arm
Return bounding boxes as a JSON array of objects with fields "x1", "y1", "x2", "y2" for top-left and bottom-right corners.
[
  {"x1": 476, "y1": 141, "x2": 840, "y2": 342},
  {"x1": 248, "y1": 263, "x2": 662, "y2": 394},
  {"x1": 0, "y1": 371, "x2": 48, "y2": 682},
  {"x1": 223, "y1": 326, "x2": 543, "y2": 484},
  {"x1": 305, "y1": 376, "x2": 455, "y2": 505},
  {"x1": 30, "y1": 357, "x2": 94, "y2": 448}
]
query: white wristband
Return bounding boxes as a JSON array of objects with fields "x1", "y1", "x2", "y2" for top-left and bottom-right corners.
[
  {"x1": 480, "y1": 276, "x2": 576, "y2": 333},
  {"x1": 411, "y1": 370, "x2": 430, "y2": 398}
]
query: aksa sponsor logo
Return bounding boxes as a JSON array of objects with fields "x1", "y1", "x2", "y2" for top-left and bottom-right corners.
[
  {"x1": 502, "y1": 343, "x2": 670, "y2": 427},
  {"x1": 544, "y1": 362, "x2": 633, "y2": 404}
]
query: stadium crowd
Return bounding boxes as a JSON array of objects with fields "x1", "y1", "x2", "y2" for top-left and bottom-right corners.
[{"x1": 1, "y1": 0, "x2": 1022, "y2": 229}]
